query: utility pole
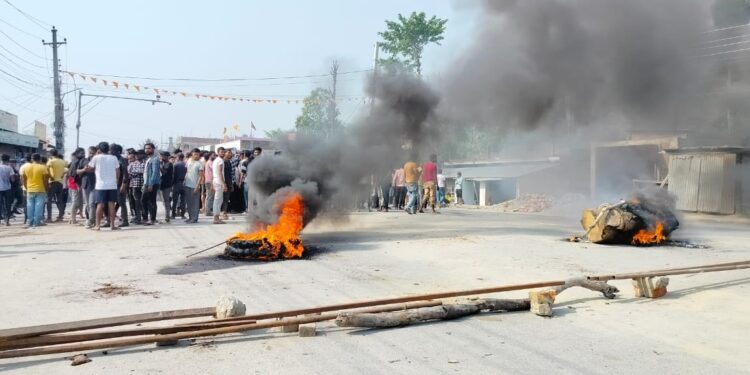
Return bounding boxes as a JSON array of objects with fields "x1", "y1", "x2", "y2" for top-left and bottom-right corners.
[
  {"x1": 370, "y1": 42, "x2": 380, "y2": 113},
  {"x1": 75, "y1": 90, "x2": 82, "y2": 148},
  {"x1": 328, "y1": 60, "x2": 339, "y2": 137},
  {"x1": 43, "y1": 27, "x2": 67, "y2": 153},
  {"x1": 75, "y1": 92, "x2": 171, "y2": 148}
]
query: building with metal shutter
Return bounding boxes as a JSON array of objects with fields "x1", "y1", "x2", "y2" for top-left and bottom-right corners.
[{"x1": 665, "y1": 147, "x2": 748, "y2": 215}]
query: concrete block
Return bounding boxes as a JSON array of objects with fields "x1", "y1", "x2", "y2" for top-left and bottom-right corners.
[
  {"x1": 298, "y1": 323, "x2": 316, "y2": 337},
  {"x1": 529, "y1": 290, "x2": 556, "y2": 317}
]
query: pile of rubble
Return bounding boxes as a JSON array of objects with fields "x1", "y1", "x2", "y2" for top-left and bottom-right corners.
[{"x1": 495, "y1": 194, "x2": 552, "y2": 213}]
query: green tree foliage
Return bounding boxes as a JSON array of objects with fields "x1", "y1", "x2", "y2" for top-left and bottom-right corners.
[
  {"x1": 264, "y1": 128, "x2": 290, "y2": 139},
  {"x1": 295, "y1": 88, "x2": 341, "y2": 138},
  {"x1": 378, "y1": 12, "x2": 448, "y2": 75}
]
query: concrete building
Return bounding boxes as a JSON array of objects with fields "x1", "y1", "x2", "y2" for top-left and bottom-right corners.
[
  {"x1": 0, "y1": 109, "x2": 42, "y2": 160},
  {"x1": 442, "y1": 157, "x2": 560, "y2": 206},
  {"x1": 198, "y1": 136, "x2": 275, "y2": 153},
  {"x1": 175, "y1": 136, "x2": 223, "y2": 151},
  {"x1": 665, "y1": 147, "x2": 750, "y2": 215}
]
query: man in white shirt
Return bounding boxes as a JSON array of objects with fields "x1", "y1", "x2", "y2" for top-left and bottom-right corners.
[
  {"x1": 183, "y1": 148, "x2": 204, "y2": 223},
  {"x1": 211, "y1": 147, "x2": 227, "y2": 224},
  {"x1": 437, "y1": 169, "x2": 446, "y2": 207},
  {"x1": 86, "y1": 142, "x2": 121, "y2": 230}
]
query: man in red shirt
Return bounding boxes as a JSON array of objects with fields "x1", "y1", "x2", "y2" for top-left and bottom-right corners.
[{"x1": 420, "y1": 154, "x2": 438, "y2": 213}]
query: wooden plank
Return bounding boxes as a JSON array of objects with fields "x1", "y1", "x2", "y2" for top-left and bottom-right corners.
[
  {"x1": 0, "y1": 307, "x2": 216, "y2": 341},
  {"x1": 0, "y1": 302, "x2": 440, "y2": 359}
]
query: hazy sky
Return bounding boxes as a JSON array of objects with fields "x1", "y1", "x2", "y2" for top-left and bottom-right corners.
[{"x1": 0, "y1": 1, "x2": 478, "y2": 152}]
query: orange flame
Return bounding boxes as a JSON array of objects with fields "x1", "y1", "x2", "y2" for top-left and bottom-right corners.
[
  {"x1": 631, "y1": 222, "x2": 667, "y2": 245},
  {"x1": 229, "y1": 193, "x2": 305, "y2": 259}
]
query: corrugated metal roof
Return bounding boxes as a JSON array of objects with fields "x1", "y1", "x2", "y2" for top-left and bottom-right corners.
[
  {"x1": 443, "y1": 163, "x2": 555, "y2": 180},
  {"x1": 668, "y1": 153, "x2": 736, "y2": 214}
]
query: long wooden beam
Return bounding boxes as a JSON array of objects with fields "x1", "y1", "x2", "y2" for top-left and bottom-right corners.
[
  {"x1": 0, "y1": 307, "x2": 216, "y2": 341},
  {"x1": 0, "y1": 301, "x2": 440, "y2": 359}
]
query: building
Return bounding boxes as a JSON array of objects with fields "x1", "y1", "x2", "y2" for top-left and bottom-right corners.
[
  {"x1": 589, "y1": 131, "x2": 684, "y2": 201},
  {"x1": 0, "y1": 109, "x2": 42, "y2": 160},
  {"x1": 175, "y1": 136, "x2": 223, "y2": 151},
  {"x1": 198, "y1": 136, "x2": 276, "y2": 153},
  {"x1": 442, "y1": 157, "x2": 560, "y2": 206},
  {"x1": 665, "y1": 147, "x2": 750, "y2": 215}
]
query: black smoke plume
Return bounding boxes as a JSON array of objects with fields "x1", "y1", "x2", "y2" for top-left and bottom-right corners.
[
  {"x1": 442, "y1": 0, "x2": 713, "y2": 132},
  {"x1": 246, "y1": 71, "x2": 440, "y2": 228}
]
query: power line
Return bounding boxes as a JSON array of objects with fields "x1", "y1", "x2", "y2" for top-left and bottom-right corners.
[
  {"x1": 2, "y1": 0, "x2": 51, "y2": 30},
  {"x1": 704, "y1": 23, "x2": 750, "y2": 34},
  {"x1": 0, "y1": 17, "x2": 44, "y2": 39},
  {"x1": 0, "y1": 50, "x2": 49, "y2": 79},
  {"x1": 66, "y1": 68, "x2": 374, "y2": 82},
  {"x1": 0, "y1": 66, "x2": 47, "y2": 88},
  {"x1": 0, "y1": 28, "x2": 45, "y2": 59},
  {"x1": 702, "y1": 33, "x2": 750, "y2": 45},
  {"x1": 0, "y1": 38, "x2": 46, "y2": 68}
]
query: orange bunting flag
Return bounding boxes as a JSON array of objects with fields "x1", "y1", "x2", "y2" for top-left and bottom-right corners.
[
  {"x1": 112, "y1": 81, "x2": 119, "y2": 88},
  {"x1": 181, "y1": 92, "x2": 187, "y2": 97},
  {"x1": 134, "y1": 85, "x2": 140, "y2": 92}
]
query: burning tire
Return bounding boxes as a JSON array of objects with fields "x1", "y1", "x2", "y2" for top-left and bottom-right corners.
[
  {"x1": 581, "y1": 190, "x2": 679, "y2": 246},
  {"x1": 224, "y1": 238, "x2": 302, "y2": 261}
]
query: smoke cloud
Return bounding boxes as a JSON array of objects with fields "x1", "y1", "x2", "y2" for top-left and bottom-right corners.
[
  {"x1": 442, "y1": 0, "x2": 713, "y2": 132},
  {"x1": 246, "y1": 71, "x2": 440, "y2": 227}
]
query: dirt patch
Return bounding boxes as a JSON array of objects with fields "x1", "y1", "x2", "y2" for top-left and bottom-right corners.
[{"x1": 93, "y1": 283, "x2": 160, "y2": 299}]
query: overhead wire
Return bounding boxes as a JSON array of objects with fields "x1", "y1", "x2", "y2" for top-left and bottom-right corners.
[
  {"x1": 66, "y1": 68, "x2": 373, "y2": 82},
  {"x1": 2, "y1": 0, "x2": 51, "y2": 31},
  {"x1": 0, "y1": 16, "x2": 44, "y2": 40},
  {"x1": 0, "y1": 50, "x2": 50, "y2": 79},
  {"x1": 0, "y1": 66, "x2": 47, "y2": 87},
  {"x1": 0, "y1": 43, "x2": 46, "y2": 69},
  {"x1": 0, "y1": 28, "x2": 46, "y2": 59}
]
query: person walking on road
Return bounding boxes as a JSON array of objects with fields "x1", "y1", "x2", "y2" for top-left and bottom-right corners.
[
  {"x1": 20, "y1": 153, "x2": 49, "y2": 228},
  {"x1": 403, "y1": 153, "x2": 420, "y2": 215},
  {"x1": 46, "y1": 148, "x2": 67, "y2": 222},
  {"x1": 86, "y1": 142, "x2": 121, "y2": 231},
  {"x1": 0, "y1": 154, "x2": 15, "y2": 226},
  {"x1": 183, "y1": 148, "x2": 204, "y2": 223},
  {"x1": 141, "y1": 143, "x2": 161, "y2": 225},
  {"x1": 211, "y1": 147, "x2": 227, "y2": 224}
]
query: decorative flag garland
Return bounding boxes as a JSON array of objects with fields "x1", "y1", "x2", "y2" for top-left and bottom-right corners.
[{"x1": 65, "y1": 71, "x2": 370, "y2": 105}]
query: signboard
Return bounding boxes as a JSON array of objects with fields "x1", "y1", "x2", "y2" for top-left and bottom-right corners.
[
  {"x1": 0, "y1": 130, "x2": 39, "y2": 148},
  {"x1": 34, "y1": 121, "x2": 47, "y2": 141},
  {"x1": 0, "y1": 110, "x2": 18, "y2": 133}
]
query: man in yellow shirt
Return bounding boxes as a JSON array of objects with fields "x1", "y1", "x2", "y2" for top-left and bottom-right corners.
[
  {"x1": 46, "y1": 149, "x2": 67, "y2": 222},
  {"x1": 20, "y1": 153, "x2": 49, "y2": 227},
  {"x1": 403, "y1": 152, "x2": 420, "y2": 214}
]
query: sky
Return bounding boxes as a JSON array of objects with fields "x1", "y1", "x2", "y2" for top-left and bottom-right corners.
[{"x1": 0, "y1": 0, "x2": 478, "y2": 153}]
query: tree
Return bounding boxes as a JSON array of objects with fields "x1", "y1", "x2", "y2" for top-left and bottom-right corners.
[
  {"x1": 378, "y1": 12, "x2": 448, "y2": 75},
  {"x1": 264, "y1": 128, "x2": 290, "y2": 139},
  {"x1": 295, "y1": 88, "x2": 342, "y2": 138}
]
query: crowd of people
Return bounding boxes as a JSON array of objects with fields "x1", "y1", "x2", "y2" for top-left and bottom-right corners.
[
  {"x1": 0, "y1": 143, "x2": 263, "y2": 229},
  {"x1": 364, "y1": 153, "x2": 465, "y2": 214}
]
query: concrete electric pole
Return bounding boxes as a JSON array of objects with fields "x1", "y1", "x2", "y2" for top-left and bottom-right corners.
[{"x1": 43, "y1": 27, "x2": 66, "y2": 153}]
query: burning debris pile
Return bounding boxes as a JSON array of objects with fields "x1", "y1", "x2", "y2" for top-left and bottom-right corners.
[
  {"x1": 580, "y1": 189, "x2": 679, "y2": 246},
  {"x1": 224, "y1": 193, "x2": 305, "y2": 261}
]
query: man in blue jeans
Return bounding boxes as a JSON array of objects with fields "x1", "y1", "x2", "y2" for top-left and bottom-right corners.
[
  {"x1": 0, "y1": 154, "x2": 16, "y2": 226},
  {"x1": 86, "y1": 142, "x2": 121, "y2": 231},
  {"x1": 20, "y1": 153, "x2": 49, "y2": 227}
]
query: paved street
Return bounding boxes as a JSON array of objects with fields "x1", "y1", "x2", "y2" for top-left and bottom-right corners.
[{"x1": 2, "y1": 209, "x2": 748, "y2": 374}]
